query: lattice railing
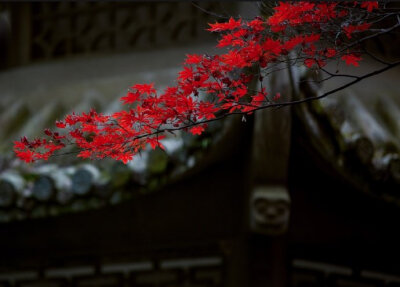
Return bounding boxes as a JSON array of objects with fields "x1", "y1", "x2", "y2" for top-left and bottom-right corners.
[
  {"x1": 0, "y1": 257, "x2": 224, "y2": 287},
  {"x1": 291, "y1": 259, "x2": 400, "y2": 287}
]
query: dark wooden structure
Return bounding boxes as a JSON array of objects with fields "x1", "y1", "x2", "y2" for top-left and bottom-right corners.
[
  {"x1": 1, "y1": 114, "x2": 400, "y2": 286},
  {"x1": 1, "y1": 2, "x2": 400, "y2": 287}
]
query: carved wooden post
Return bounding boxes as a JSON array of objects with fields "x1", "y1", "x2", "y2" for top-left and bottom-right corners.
[
  {"x1": 222, "y1": 4, "x2": 294, "y2": 285},
  {"x1": 246, "y1": 63, "x2": 294, "y2": 287}
]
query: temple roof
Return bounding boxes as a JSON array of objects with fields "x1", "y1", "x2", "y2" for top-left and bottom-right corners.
[
  {"x1": 297, "y1": 61, "x2": 400, "y2": 201},
  {"x1": 0, "y1": 44, "x2": 222, "y2": 222}
]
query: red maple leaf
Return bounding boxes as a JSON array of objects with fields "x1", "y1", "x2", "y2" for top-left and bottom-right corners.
[
  {"x1": 120, "y1": 91, "x2": 140, "y2": 105},
  {"x1": 55, "y1": 121, "x2": 66, "y2": 128},
  {"x1": 14, "y1": 149, "x2": 35, "y2": 163},
  {"x1": 185, "y1": 54, "x2": 203, "y2": 65},
  {"x1": 341, "y1": 54, "x2": 361, "y2": 66},
  {"x1": 361, "y1": 1, "x2": 378, "y2": 12},
  {"x1": 131, "y1": 83, "x2": 156, "y2": 95},
  {"x1": 208, "y1": 17, "x2": 241, "y2": 32},
  {"x1": 343, "y1": 23, "x2": 371, "y2": 39},
  {"x1": 325, "y1": 48, "x2": 336, "y2": 58},
  {"x1": 189, "y1": 125, "x2": 205, "y2": 136}
]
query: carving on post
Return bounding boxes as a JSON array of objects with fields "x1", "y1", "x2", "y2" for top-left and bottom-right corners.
[{"x1": 250, "y1": 185, "x2": 291, "y2": 236}]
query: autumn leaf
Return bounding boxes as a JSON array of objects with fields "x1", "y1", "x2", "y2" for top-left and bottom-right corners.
[
  {"x1": 325, "y1": 48, "x2": 336, "y2": 58},
  {"x1": 55, "y1": 121, "x2": 66, "y2": 128},
  {"x1": 185, "y1": 54, "x2": 203, "y2": 65},
  {"x1": 208, "y1": 17, "x2": 241, "y2": 32},
  {"x1": 189, "y1": 125, "x2": 205, "y2": 136},
  {"x1": 131, "y1": 83, "x2": 156, "y2": 95},
  {"x1": 360, "y1": 1, "x2": 378, "y2": 12},
  {"x1": 343, "y1": 23, "x2": 371, "y2": 39},
  {"x1": 120, "y1": 91, "x2": 140, "y2": 105},
  {"x1": 341, "y1": 54, "x2": 361, "y2": 66}
]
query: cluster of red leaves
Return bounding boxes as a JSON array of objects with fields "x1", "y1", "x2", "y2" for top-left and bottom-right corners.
[{"x1": 14, "y1": 1, "x2": 378, "y2": 163}]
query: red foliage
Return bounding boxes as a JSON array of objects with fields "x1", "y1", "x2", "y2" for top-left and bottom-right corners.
[
  {"x1": 341, "y1": 54, "x2": 362, "y2": 66},
  {"x1": 14, "y1": 1, "x2": 378, "y2": 163},
  {"x1": 343, "y1": 23, "x2": 371, "y2": 39},
  {"x1": 361, "y1": 1, "x2": 379, "y2": 12}
]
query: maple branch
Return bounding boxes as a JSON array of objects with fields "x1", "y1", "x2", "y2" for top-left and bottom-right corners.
[
  {"x1": 136, "y1": 60, "x2": 400, "y2": 133},
  {"x1": 49, "y1": 59, "x2": 400, "y2": 160},
  {"x1": 190, "y1": 2, "x2": 230, "y2": 20},
  {"x1": 340, "y1": 19, "x2": 400, "y2": 53},
  {"x1": 275, "y1": 59, "x2": 400, "y2": 108}
]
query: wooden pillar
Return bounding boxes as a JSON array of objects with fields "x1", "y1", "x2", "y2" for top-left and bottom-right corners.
[
  {"x1": 248, "y1": 234, "x2": 288, "y2": 287},
  {"x1": 224, "y1": 237, "x2": 248, "y2": 287},
  {"x1": 245, "y1": 63, "x2": 295, "y2": 287},
  {"x1": 224, "y1": 234, "x2": 289, "y2": 287}
]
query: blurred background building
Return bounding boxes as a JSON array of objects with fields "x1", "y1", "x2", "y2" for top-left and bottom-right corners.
[{"x1": 0, "y1": 2, "x2": 400, "y2": 287}]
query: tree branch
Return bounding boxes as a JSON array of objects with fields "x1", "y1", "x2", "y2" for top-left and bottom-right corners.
[{"x1": 50, "y1": 59, "x2": 400, "y2": 159}]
